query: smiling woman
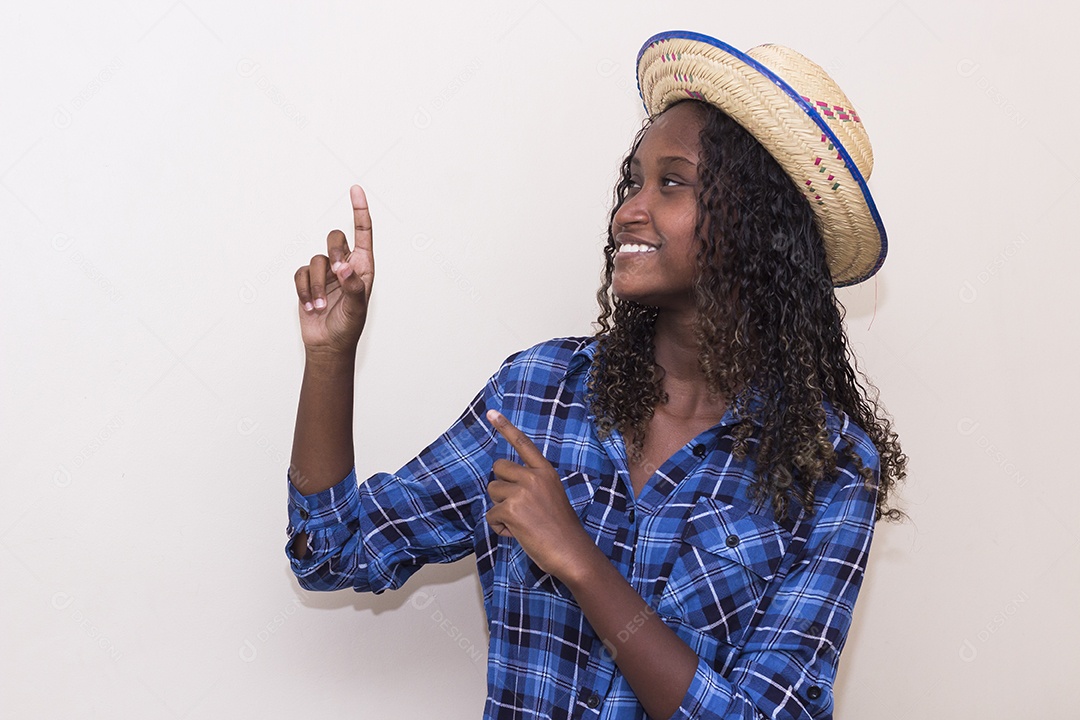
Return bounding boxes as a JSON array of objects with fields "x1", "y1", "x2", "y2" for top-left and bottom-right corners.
[{"x1": 285, "y1": 30, "x2": 905, "y2": 720}]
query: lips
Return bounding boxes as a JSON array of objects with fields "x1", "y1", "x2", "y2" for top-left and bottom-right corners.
[{"x1": 615, "y1": 233, "x2": 659, "y2": 255}]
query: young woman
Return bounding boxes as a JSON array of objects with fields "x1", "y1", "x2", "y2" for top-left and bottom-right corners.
[{"x1": 286, "y1": 32, "x2": 906, "y2": 720}]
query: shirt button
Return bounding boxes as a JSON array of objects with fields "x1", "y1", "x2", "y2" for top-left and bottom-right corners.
[
  {"x1": 725, "y1": 534, "x2": 740, "y2": 548},
  {"x1": 627, "y1": 508, "x2": 636, "y2": 524},
  {"x1": 692, "y1": 444, "x2": 707, "y2": 458},
  {"x1": 806, "y1": 685, "x2": 822, "y2": 701},
  {"x1": 298, "y1": 508, "x2": 310, "y2": 521},
  {"x1": 585, "y1": 693, "x2": 601, "y2": 709}
]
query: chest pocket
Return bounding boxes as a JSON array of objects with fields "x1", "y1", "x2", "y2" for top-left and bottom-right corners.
[
  {"x1": 657, "y1": 496, "x2": 791, "y2": 646},
  {"x1": 505, "y1": 471, "x2": 597, "y2": 597}
]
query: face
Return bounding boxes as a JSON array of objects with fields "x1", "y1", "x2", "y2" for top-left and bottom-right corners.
[{"x1": 610, "y1": 101, "x2": 706, "y2": 311}]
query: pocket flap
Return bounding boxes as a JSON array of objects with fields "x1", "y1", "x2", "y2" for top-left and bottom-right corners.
[{"x1": 683, "y1": 496, "x2": 791, "y2": 581}]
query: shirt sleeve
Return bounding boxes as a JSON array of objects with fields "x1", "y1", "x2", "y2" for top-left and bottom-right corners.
[
  {"x1": 671, "y1": 433, "x2": 880, "y2": 720},
  {"x1": 284, "y1": 357, "x2": 510, "y2": 594}
]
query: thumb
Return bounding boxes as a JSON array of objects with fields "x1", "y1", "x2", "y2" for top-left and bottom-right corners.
[
  {"x1": 326, "y1": 254, "x2": 370, "y2": 333},
  {"x1": 334, "y1": 253, "x2": 365, "y2": 293},
  {"x1": 334, "y1": 251, "x2": 371, "y2": 298}
]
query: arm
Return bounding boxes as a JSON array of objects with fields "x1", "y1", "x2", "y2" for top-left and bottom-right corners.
[
  {"x1": 700, "y1": 449, "x2": 878, "y2": 719},
  {"x1": 286, "y1": 363, "x2": 505, "y2": 593},
  {"x1": 285, "y1": 184, "x2": 503, "y2": 591},
  {"x1": 287, "y1": 351, "x2": 356, "y2": 558},
  {"x1": 288, "y1": 185, "x2": 373, "y2": 556},
  {"x1": 563, "y1": 543, "x2": 699, "y2": 719}
]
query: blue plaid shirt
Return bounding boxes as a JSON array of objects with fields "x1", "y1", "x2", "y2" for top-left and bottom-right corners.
[{"x1": 286, "y1": 337, "x2": 879, "y2": 719}]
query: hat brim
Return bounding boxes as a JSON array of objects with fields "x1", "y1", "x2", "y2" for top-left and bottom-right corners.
[{"x1": 636, "y1": 30, "x2": 887, "y2": 287}]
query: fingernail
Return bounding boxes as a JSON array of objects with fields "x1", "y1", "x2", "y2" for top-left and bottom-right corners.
[
  {"x1": 340, "y1": 265, "x2": 353, "y2": 279},
  {"x1": 331, "y1": 262, "x2": 341, "y2": 272},
  {"x1": 314, "y1": 298, "x2": 326, "y2": 309},
  {"x1": 304, "y1": 302, "x2": 314, "y2": 312},
  {"x1": 486, "y1": 409, "x2": 503, "y2": 423}
]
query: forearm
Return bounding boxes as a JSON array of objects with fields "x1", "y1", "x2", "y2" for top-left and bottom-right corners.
[
  {"x1": 563, "y1": 546, "x2": 698, "y2": 720},
  {"x1": 289, "y1": 350, "x2": 357, "y2": 496}
]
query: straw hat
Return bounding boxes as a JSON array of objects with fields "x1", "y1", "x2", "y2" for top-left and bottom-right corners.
[{"x1": 636, "y1": 30, "x2": 887, "y2": 286}]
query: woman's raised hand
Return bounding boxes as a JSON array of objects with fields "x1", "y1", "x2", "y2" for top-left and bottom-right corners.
[{"x1": 294, "y1": 185, "x2": 374, "y2": 357}]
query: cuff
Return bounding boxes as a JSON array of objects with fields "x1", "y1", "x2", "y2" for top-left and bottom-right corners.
[
  {"x1": 286, "y1": 467, "x2": 359, "y2": 537},
  {"x1": 671, "y1": 653, "x2": 831, "y2": 720},
  {"x1": 671, "y1": 655, "x2": 736, "y2": 719}
]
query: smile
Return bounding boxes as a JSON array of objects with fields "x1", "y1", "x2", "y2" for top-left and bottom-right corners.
[{"x1": 617, "y1": 243, "x2": 658, "y2": 254}]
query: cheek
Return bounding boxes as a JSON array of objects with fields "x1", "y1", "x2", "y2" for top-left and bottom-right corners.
[
  {"x1": 675, "y1": 221, "x2": 702, "y2": 261},
  {"x1": 674, "y1": 202, "x2": 700, "y2": 242}
]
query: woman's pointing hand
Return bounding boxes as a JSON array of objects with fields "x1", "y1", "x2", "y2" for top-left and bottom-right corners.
[
  {"x1": 485, "y1": 410, "x2": 600, "y2": 583},
  {"x1": 294, "y1": 185, "x2": 374, "y2": 357}
]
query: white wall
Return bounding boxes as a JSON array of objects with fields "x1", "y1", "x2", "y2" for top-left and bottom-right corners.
[{"x1": 4, "y1": 1, "x2": 1077, "y2": 717}]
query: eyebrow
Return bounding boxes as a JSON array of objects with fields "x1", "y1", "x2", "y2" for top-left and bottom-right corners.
[{"x1": 630, "y1": 155, "x2": 698, "y2": 169}]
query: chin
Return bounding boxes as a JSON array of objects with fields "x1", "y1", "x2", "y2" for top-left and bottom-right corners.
[
  {"x1": 611, "y1": 284, "x2": 694, "y2": 314},
  {"x1": 611, "y1": 287, "x2": 656, "y2": 307},
  {"x1": 611, "y1": 282, "x2": 637, "y2": 302},
  {"x1": 612, "y1": 274, "x2": 646, "y2": 301}
]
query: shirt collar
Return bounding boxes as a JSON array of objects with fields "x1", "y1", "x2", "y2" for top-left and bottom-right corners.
[{"x1": 564, "y1": 338, "x2": 598, "y2": 379}]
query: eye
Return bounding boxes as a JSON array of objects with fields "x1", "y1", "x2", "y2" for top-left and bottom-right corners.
[{"x1": 662, "y1": 177, "x2": 681, "y2": 187}]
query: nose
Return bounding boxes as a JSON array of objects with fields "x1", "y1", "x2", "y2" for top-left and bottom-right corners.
[{"x1": 613, "y1": 185, "x2": 649, "y2": 229}]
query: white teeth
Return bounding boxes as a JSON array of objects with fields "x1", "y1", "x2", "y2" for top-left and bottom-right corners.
[{"x1": 618, "y1": 243, "x2": 657, "y2": 254}]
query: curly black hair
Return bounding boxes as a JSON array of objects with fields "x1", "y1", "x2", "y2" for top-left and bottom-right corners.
[{"x1": 587, "y1": 99, "x2": 906, "y2": 522}]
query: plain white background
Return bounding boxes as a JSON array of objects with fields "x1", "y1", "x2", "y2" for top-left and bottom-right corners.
[{"x1": 3, "y1": 0, "x2": 1077, "y2": 717}]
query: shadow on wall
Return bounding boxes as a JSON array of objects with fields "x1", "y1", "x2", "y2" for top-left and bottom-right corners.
[
  {"x1": 287, "y1": 557, "x2": 481, "y2": 614},
  {"x1": 285, "y1": 557, "x2": 490, "y2": 668}
]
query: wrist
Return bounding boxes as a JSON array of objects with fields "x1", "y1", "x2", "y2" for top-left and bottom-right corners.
[
  {"x1": 304, "y1": 348, "x2": 357, "y2": 370},
  {"x1": 559, "y1": 535, "x2": 613, "y2": 593}
]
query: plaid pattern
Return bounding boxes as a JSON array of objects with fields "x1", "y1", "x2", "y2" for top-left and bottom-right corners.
[{"x1": 287, "y1": 337, "x2": 879, "y2": 719}]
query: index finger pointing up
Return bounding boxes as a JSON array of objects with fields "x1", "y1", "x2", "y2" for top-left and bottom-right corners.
[
  {"x1": 351, "y1": 185, "x2": 372, "y2": 254},
  {"x1": 486, "y1": 410, "x2": 550, "y2": 469}
]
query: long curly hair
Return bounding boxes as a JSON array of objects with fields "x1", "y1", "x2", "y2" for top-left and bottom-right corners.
[{"x1": 587, "y1": 100, "x2": 906, "y2": 522}]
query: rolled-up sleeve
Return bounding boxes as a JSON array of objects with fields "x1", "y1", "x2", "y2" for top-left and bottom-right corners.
[
  {"x1": 285, "y1": 356, "x2": 513, "y2": 594},
  {"x1": 286, "y1": 468, "x2": 363, "y2": 590},
  {"x1": 670, "y1": 431, "x2": 880, "y2": 720}
]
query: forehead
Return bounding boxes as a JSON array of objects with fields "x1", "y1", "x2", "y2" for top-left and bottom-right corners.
[{"x1": 634, "y1": 102, "x2": 705, "y2": 163}]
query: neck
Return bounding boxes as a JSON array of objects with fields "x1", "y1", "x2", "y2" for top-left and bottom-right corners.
[
  {"x1": 651, "y1": 309, "x2": 728, "y2": 419},
  {"x1": 652, "y1": 309, "x2": 703, "y2": 383}
]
